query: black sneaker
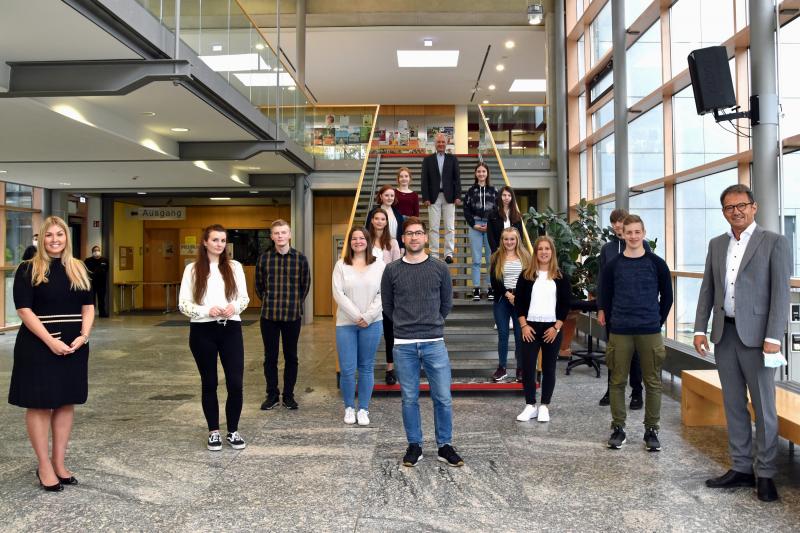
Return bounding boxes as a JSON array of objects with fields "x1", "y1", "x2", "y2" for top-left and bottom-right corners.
[
  {"x1": 283, "y1": 396, "x2": 299, "y2": 410},
  {"x1": 385, "y1": 369, "x2": 397, "y2": 385},
  {"x1": 260, "y1": 395, "x2": 280, "y2": 410},
  {"x1": 491, "y1": 366, "x2": 507, "y2": 382},
  {"x1": 437, "y1": 444, "x2": 464, "y2": 467},
  {"x1": 598, "y1": 391, "x2": 610, "y2": 406},
  {"x1": 643, "y1": 427, "x2": 661, "y2": 452},
  {"x1": 607, "y1": 426, "x2": 626, "y2": 449},
  {"x1": 226, "y1": 431, "x2": 246, "y2": 450},
  {"x1": 444, "y1": 256, "x2": 453, "y2": 264},
  {"x1": 402, "y1": 444, "x2": 423, "y2": 467},
  {"x1": 207, "y1": 431, "x2": 222, "y2": 451},
  {"x1": 487, "y1": 288, "x2": 494, "y2": 301},
  {"x1": 629, "y1": 395, "x2": 643, "y2": 410},
  {"x1": 472, "y1": 288, "x2": 481, "y2": 301},
  {"x1": 515, "y1": 367, "x2": 523, "y2": 382}
]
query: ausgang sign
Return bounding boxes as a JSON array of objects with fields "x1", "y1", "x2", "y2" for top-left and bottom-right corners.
[{"x1": 133, "y1": 207, "x2": 186, "y2": 220}]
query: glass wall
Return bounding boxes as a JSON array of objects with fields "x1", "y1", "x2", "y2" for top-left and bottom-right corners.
[
  {"x1": 783, "y1": 152, "x2": 800, "y2": 276},
  {"x1": 779, "y1": 16, "x2": 800, "y2": 138},
  {"x1": 669, "y1": 0, "x2": 734, "y2": 77},
  {"x1": 625, "y1": 0, "x2": 651, "y2": 28},
  {"x1": 627, "y1": 20, "x2": 662, "y2": 105},
  {"x1": 629, "y1": 188, "x2": 665, "y2": 258},
  {"x1": 591, "y1": 2, "x2": 613, "y2": 66},
  {"x1": 628, "y1": 104, "x2": 664, "y2": 186},
  {"x1": 592, "y1": 100, "x2": 614, "y2": 130},
  {"x1": 593, "y1": 134, "x2": 615, "y2": 197},
  {"x1": 673, "y1": 85, "x2": 737, "y2": 172}
]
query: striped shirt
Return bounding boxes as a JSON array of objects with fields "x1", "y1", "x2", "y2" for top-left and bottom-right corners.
[
  {"x1": 255, "y1": 247, "x2": 310, "y2": 321},
  {"x1": 503, "y1": 259, "x2": 523, "y2": 290}
]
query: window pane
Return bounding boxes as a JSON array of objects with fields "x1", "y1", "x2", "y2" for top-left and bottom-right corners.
[
  {"x1": 670, "y1": 0, "x2": 734, "y2": 77},
  {"x1": 625, "y1": 0, "x2": 651, "y2": 29},
  {"x1": 783, "y1": 152, "x2": 800, "y2": 276},
  {"x1": 5, "y1": 183, "x2": 33, "y2": 208},
  {"x1": 577, "y1": 0, "x2": 585, "y2": 19},
  {"x1": 674, "y1": 277, "x2": 703, "y2": 344},
  {"x1": 579, "y1": 150, "x2": 588, "y2": 199},
  {"x1": 629, "y1": 104, "x2": 664, "y2": 185},
  {"x1": 590, "y1": 70, "x2": 613, "y2": 101},
  {"x1": 674, "y1": 169, "x2": 738, "y2": 271},
  {"x1": 591, "y1": 2, "x2": 613, "y2": 66},
  {"x1": 5, "y1": 211, "x2": 34, "y2": 266},
  {"x1": 598, "y1": 201, "x2": 617, "y2": 231},
  {"x1": 672, "y1": 85, "x2": 737, "y2": 172},
  {"x1": 627, "y1": 19, "x2": 662, "y2": 106},
  {"x1": 579, "y1": 93, "x2": 587, "y2": 139},
  {"x1": 592, "y1": 99, "x2": 614, "y2": 130},
  {"x1": 5, "y1": 270, "x2": 20, "y2": 327},
  {"x1": 630, "y1": 188, "x2": 665, "y2": 258},
  {"x1": 593, "y1": 134, "x2": 615, "y2": 197},
  {"x1": 779, "y1": 16, "x2": 800, "y2": 138},
  {"x1": 577, "y1": 34, "x2": 586, "y2": 80}
]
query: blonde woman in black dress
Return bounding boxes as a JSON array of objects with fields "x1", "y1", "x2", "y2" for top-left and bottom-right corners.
[{"x1": 9, "y1": 216, "x2": 94, "y2": 491}]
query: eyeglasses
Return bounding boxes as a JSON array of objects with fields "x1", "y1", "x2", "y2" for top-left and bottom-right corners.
[
  {"x1": 722, "y1": 202, "x2": 753, "y2": 214},
  {"x1": 403, "y1": 230, "x2": 426, "y2": 237}
]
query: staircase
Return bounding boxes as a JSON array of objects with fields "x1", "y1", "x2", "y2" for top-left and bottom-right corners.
[{"x1": 352, "y1": 154, "x2": 521, "y2": 389}]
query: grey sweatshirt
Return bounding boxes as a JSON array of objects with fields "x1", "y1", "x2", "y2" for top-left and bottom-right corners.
[{"x1": 380, "y1": 256, "x2": 453, "y2": 340}]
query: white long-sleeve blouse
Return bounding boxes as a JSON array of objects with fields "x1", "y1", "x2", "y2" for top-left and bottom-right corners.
[
  {"x1": 332, "y1": 259, "x2": 385, "y2": 326},
  {"x1": 179, "y1": 260, "x2": 250, "y2": 322}
]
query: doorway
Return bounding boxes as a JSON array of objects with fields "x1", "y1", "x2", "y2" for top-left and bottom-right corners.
[{"x1": 143, "y1": 228, "x2": 180, "y2": 309}]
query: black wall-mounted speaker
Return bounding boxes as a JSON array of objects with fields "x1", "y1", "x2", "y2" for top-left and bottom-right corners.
[{"x1": 687, "y1": 46, "x2": 736, "y2": 115}]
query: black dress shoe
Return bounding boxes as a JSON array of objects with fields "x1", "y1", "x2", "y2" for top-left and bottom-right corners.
[
  {"x1": 756, "y1": 477, "x2": 779, "y2": 502},
  {"x1": 629, "y1": 395, "x2": 643, "y2": 410},
  {"x1": 260, "y1": 395, "x2": 280, "y2": 410},
  {"x1": 598, "y1": 391, "x2": 610, "y2": 406},
  {"x1": 705, "y1": 469, "x2": 755, "y2": 488},
  {"x1": 57, "y1": 475, "x2": 78, "y2": 485},
  {"x1": 444, "y1": 256, "x2": 453, "y2": 264},
  {"x1": 385, "y1": 369, "x2": 397, "y2": 385},
  {"x1": 36, "y1": 469, "x2": 63, "y2": 492}
]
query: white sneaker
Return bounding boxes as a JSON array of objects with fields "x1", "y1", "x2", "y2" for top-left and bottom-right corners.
[
  {"x1": 537, "y1": 405, "x2": 550, "y2": 422},
  {"x1": 516, "y1": 404, "x2": 538, "y2": 422},
  {"x1": 357, "y1": 409, "x2": 370, "y2": 426},
  {"x1": 344, "y1": 407, "x2": 356, "y2": 424}
]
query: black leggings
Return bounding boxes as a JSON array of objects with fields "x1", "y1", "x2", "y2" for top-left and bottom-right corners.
[
  {"x1": 189, "y1": 321, "x2": 244, "y2": 432},
  {"x1": 383, "y1": 312, "x2": 394, "y2": 364},
  {"x1": 520, "y1": 322, "x2": 562, "y2": 405}
]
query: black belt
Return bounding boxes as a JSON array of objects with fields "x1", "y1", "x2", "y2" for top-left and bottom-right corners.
[{"x1": 724, "y1": 316, "x2": 735, "y2": 324}]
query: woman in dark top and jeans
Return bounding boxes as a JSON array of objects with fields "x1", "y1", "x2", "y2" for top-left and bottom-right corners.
[
  {"x1": 463, "y1": 162, "x2": 498, "y2": 301},
  {"x1": 514, "y1": 235, "x2": 571, "y2": 423},
  {"x1": 487, "y1": 185, "x2": 524, "y2": 253}
]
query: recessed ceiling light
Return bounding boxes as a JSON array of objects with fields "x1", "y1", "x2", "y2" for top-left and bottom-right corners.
[
  {"x1": 255, "y1": 43, "x2": 265, "y2": 50},
  {"x1": 249, "y1": 190, "x2": 259, "y2": 194},
  {"x1": 210, "y1": 197, "x2": 231, "y2": 201},
  {"x1": 423, "y1": 39, "x2": 433, "y2": 47},
  {"x1": 233, "y1": 73, "x2": 296, "y2": 87},
  {"x1": 288, "y1": 86, "x2": 296, "y2": 91},
  {"x1": 137, "y1": 191, "x2": 147, "y2": 195},
  {"x1": 51, "y1": 104, "x2": 94, "y2": 127},
  {"x1": 246, "y1": 166, "x2": 261, "y2": 170},
  {"x1": 141, "y1": 111, "x2": 156, "y2": 117},
  {"x1": 79, "y1": 196, "x2": 86, "y2": 204},
  {"x1": 0, "y1": 170, "x2": 7, "y2": 174},
  {"x1": 140, "y1": 139, "x2": 166, "y2": 154},
  {"x1": 199, "y1": 53, "x2": 269, "y2": 72},
  {"x1": 193, "y1": 161, "x2": 212, "y2": 172},
  {"x1": 211, "y1": 44, "x2": 223, "y2": 52},
  {"x1": 509, "y1": 78, "x2": 547, "y2": 92},
  {"x1": 488, "y1": 84, "x2": 496, "y2": 91},
  {"x1": 505, "y1": 40, "x2": 515, "y2": 49},
  {"x1": 170, "y1": 127, "x2": 190, "y2": 132},
  {"x1": 397, "y1": 50, "x2": 460, "y2": 68},
  {"x1": 482, "y1": 100, "x2": 490, "y2": 104},
  {"x1": 495, "y1": 64, "x2": 505, "y2": 71},
  {"x1": 59, "y1": 181, "x2": 71, "y2": 186}
]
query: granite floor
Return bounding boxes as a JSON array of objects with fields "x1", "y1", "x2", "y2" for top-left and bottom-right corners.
[{"x1": 0, "y1": 313, "x2": 798, "y2": 532}]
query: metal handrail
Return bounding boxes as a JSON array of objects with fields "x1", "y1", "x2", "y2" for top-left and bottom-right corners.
[{"x1": 366, "y1": 154, "x2": 382, "y2": 215}]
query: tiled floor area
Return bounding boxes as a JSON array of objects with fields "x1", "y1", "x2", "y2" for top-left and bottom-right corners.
[{"x1": 0, "y1": 313, "x2": 798, "y2": 531}]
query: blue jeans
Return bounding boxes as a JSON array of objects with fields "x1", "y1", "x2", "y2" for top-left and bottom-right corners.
[
  {"x1": 335, "y1": 321, "x2": 382, "y2": 410},
  {"x1": 393, "y1": 340, "x2": 453, "y2": 447},
  {"x1": 493, "y1": 297, "x2": 521, "y2": 368},
  {"x1": 469, "y1": 217, "x2": 490, "y2": 287}
]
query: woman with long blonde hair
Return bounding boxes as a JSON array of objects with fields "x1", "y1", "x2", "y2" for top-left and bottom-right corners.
[
  {"x1": 9, "y1": 216, "x2": 94, "y2": 491},
  {"x1": 513, "y1": 235, "x2": 572, "y2": 423},
  {"x1": 488, "y1": 227, "x2": 531, "y2": 382}
]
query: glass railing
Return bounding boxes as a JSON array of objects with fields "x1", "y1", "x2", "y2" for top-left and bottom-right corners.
[{"x1": 479, "y1": 104, "x2": 549, "y2": 160}]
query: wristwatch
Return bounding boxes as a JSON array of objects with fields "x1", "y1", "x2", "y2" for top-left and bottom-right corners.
[{"x1": 80, "y1": 333, "x2": 90, "y2": 345}]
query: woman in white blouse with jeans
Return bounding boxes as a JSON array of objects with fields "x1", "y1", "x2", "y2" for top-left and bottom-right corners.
[
  {"x1": 332, "y1": 227, "x2": 386, "y2": 426},
  {"x1": 179, "y1": 224, "x2": 250, "y2": 451}
]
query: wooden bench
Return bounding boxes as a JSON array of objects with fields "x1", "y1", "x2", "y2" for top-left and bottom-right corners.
[{"x1": 681, "y1": 369, "x2": 800, "y2": 446}]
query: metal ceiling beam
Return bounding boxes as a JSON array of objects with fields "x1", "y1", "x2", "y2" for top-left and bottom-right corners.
[{"x1": 178, "y1": 141, "x2": 286, "y2": 161}]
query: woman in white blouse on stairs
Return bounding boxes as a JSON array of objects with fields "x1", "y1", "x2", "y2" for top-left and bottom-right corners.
[
  {"x1": 179, "y1": 224, "x2": 250, "y2": 451},
  {"x1": 332, "y1": 227, "x2": 385, "y2": 426}
]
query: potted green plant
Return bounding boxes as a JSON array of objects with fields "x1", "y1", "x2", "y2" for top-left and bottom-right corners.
[{"x1": 524, "y1": 199, "x2": 609, "y2": 356}]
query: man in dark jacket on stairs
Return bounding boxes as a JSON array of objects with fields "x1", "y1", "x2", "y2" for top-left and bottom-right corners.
[{"x1": 421, "y1": 133, "x2": 462, "y2": 263}]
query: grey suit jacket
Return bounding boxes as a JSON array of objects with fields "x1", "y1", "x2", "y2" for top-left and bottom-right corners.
[{"x1": 693, "y1": 225, "x2": 791, "y2": 347}]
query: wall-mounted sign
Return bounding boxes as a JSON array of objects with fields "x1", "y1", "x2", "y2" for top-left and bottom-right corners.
[
  {"x1": 127, "y1": 207, "x2": 186, "y2": 220},
  {"x1": 119, "y1": 246, "x2": 134, "y2": 270}
]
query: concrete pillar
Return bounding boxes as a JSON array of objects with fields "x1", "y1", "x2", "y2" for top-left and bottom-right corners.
[
  {"x1": 749, "y1": 0, "x2": 780, "y2": 233},
  {"x1": 454, "y1": 105, "x2": 469, "y2": 154},
  {"x1": 553, "y1": 0, "x2": 568, "y2": 212},
  {"x1": 612, "y1": 0, "x2": 629, "y2": 211}
]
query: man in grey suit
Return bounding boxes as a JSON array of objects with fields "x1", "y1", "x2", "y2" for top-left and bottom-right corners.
[{"x1": 693, "y1": 184, "x2": 790, "y2": 502}]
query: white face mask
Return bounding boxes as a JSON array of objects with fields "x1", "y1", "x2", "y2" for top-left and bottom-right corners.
[
  {"x1": 32, "y1": 239, "x2": 38, "y2": 247},
  {"x1": 93, "y1": 251, "x2": 101, "y2": 258}
]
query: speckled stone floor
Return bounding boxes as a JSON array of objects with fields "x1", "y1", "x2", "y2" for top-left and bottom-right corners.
[{"x1": 0, "y1": 313, "x2": 797, "y2": 532}]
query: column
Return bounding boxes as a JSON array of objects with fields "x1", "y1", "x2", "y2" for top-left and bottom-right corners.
[{"x1": 612, "y1": 0, "x2": 629, "y2": 211}]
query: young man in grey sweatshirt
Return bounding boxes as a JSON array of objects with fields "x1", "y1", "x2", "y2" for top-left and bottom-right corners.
[{"x1": 381, "y1": 216, "x2": 464, "y2": 468}]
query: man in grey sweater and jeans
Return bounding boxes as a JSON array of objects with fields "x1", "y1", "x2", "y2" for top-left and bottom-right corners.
[{"x1": 381, "y1": 216, "x2": 464, "y2": 467}]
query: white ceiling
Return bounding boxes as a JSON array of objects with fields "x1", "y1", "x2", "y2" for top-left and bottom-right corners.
[{"x1": 269, "y1": 26, "x2": 548, "y2": 105}]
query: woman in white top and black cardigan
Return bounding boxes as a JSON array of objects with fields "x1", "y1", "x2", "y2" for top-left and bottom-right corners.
[
  {"x1": 179, "y1": 224, "x2": 250, "y2": 451},
  {"x1": 332, "y1": 227, "x2": 386, "y2": 426},
  {"x1": 513, "y1": 235, "x2": 571, "y2": 423}
]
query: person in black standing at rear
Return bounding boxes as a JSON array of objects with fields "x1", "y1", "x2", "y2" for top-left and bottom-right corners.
[
  {"x1": 22, "y1": 233, "x2": 38, "y2": 261},
  {"x1": 10, "y1": 216, "x2": 94, "y2": 492},
  {"x1": 487, "y1": 185, "x2": 524, "y2": 253},
  {"x1": 463, "y1": 162, "x2": 498, "y2": 301},
  {"x1": 256, "y1": 219, "x2": 311, "y2": 411},
  {"x1": 84, "y1": 245, "x2": 109, "y2": 318},
  {"x1": 421, "y1": 133, "x2": 462, "y2": 262}
]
